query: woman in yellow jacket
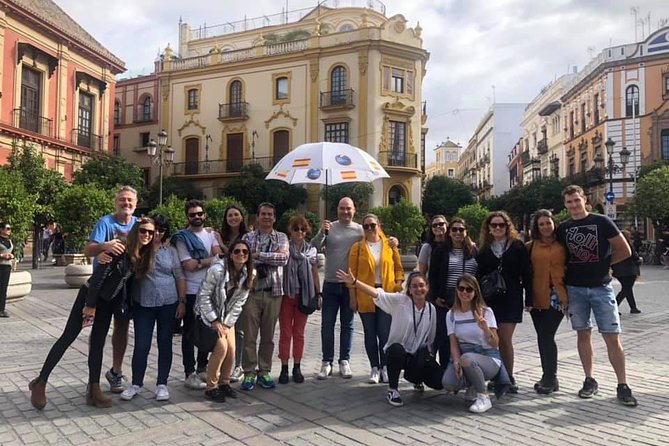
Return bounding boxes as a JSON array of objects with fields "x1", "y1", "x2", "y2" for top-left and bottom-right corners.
[{"x1": 348, "y1": 214, "x2": 404, "y2": 384}]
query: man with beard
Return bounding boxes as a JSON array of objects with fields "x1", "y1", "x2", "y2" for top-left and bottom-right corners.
[
  {"x1": 81, "y1": 186, "x2": 138, "y2": 394},
  {"x1": 173, "y1": 200, "x2": 222, "y2": 389}
]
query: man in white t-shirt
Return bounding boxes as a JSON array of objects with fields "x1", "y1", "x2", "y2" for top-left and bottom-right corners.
[{"x1": 174, "y1": 200, "x2": 222, "y2": 389}]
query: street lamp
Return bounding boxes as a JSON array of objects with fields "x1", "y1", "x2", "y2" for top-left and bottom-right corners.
[
  {"x1": 550, "y1": 153, "x2": 560, "y2": 177},
  {"x1": 598, "y1": 137, "x2": 629, "y2": 195},
  {"x1": 147, "y1": 129, "x2": 175, "y2": 205}
]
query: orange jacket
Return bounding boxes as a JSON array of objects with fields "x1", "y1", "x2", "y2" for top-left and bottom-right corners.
[
  {"x1": 348, "y1": 235, "x2": 404, "y2": 313},
  {"x1": 526, "y1": 240, "x2": 568, "y2": 309}
]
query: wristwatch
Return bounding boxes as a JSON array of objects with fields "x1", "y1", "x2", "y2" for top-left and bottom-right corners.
[{"x1": 197, "y1": 259, "x2": 203, "y2": 269}]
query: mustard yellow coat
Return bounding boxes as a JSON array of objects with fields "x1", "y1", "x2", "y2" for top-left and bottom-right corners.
[{"x1": 348, "y1": 236, "x2": 404, "y2": 313}]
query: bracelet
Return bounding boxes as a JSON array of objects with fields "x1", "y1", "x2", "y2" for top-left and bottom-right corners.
[
  {"x1": 352, "y1": 277, "x2": 358, "y2": 286},
  {"x1": 178, "y1": 299, "x2": 186, "y2": 304}
]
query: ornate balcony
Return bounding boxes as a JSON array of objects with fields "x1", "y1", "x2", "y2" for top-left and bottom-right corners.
[
  {"x1": 218, "y1": 102, "x2": 249, "y2": 121},
  {"x1": 319, "y1": 89, "x2": 355, "y2": 110},
  {"x1": 378, "y1": 151, "x2": 418, "y2": 169},
  {"x1": 12, "y1": 109, "x2": 53, "y2": 138},
  {"x1": 172, "y1": 156, "x2": 273, "y2": 176},
  {"x1": 71, "y1": 129, "x2": 102, "y2": 151},
  {"x1": 537, "y1": 139, "x2": 548, "y2": 155}
]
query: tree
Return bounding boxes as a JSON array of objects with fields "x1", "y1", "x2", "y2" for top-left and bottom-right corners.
[
  {"x1": 635, "y1": 166, "x2": 669, "y2": 229},
  {"x1": 53, "y1": 185, "x2": 114, "y2": 252},
  {"x1": 149, "y1": 195, "x2": 188, "y2": 237},
  {"x1": 369, "y1": 199, "x2": 426, "y2": 253},
  {"x1": 422, "y1": 176, "x2": 475, "y2": 218},
  {"x1": 72, "y1": 153, "x2": 145, "y2": 193},
  {"x1": 0, "y1": 169, "x2": 37, "y2": 260},
  {"x1": 320, "y1": 182, "x2": 374, "y2": 219},
  {"x1": 204, "y1": 197, "x2": 247, "y2": 231},
  {"x1": 146, "y1": 176, "x2": 203, "y2": 210},
  {"x1": 220, "y1": 163, "x2": 307, "y2": 217},
  {"x1": 277, "y1": 209, "x2": 320, "y2": 236},
  {"x1": 455, "y1": 202, "x2": 489, "y2": 243}
]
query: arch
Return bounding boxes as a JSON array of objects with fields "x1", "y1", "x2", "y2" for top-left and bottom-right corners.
[
  {"x1": 184, "y1": 136, "x2": 200, "y2": 174},
  {"x1": 228, "y1": 79, "x2": 244, "y2": 117},
  {"x1": 138, "y1": 94, "x2": 152, "y2": 121},
  {"x1": 625, "y1": 85, "x2": 639, "y2": 117},
  {"x1": 388, "y1": 184, "x2": 406, "y2": 205},
  {"x1": 339, "y1": 23, "x2": 355, "y2": 33}
]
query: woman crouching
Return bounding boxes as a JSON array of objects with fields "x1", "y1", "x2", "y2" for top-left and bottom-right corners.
[
  {"x1": 442, "y1": 274, "x2": 511, "y2": 413},
  {"x1": 195, "y1": 240, "x2": 255, "y2": 402}
]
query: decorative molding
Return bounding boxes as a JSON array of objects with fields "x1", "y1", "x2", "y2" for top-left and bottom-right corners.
[
  {"x1": 177, "y1": 116, "x2": 206, "y2": 136},
  {"x1": 264, "y1": 106, "x2": 298, "y2": 129},
  {"x1": 309, "y1": 61, "x2": 319, "y2": 82},
  {"x1": 358, "y1": 52, "x2": 368, "y2": 75},
  {"x1": 378, "y1": 116, "x2": 389, "y2": 152},
  {"x1": 382, "y1": 99, "x2": 416, "y2": 118},
  {"x1": 408, "y1": 119, "x2": 415, "y2": 154}
]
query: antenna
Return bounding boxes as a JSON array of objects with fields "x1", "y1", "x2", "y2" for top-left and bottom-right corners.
[
  {"x1": 587, "y1": 46, "x2": 595, "y2": 59},
  {"x1": 631, "y1": 7, "x2": 639, "y2": 41}
]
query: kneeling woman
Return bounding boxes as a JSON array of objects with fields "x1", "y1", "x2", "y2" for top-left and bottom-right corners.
[
  {"x1": 195, "y1": 240, "x2": 255, "y2": 402},
  {"x1": 29, "y1": 218, "x2": 156, "y2": 409},
  {"x1": 337, "y1": 269, "x2": 440, "y2": 407},
  {"x1": 442, "y1": 274, "x2": 510, "y2": 413}
]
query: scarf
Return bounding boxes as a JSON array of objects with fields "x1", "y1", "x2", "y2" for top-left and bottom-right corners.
[
  {"x1": 170, "y1": 229, "x2": 208, "y2": 260},
  {"x1": 283, "y1": 240, "x2": 317, "y2": 303},
  {"x1": 491, "y1": 238, "x2": 508, "y2": 259}
]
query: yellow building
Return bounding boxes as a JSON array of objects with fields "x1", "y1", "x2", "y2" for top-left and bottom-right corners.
[
  {"x1": 0, "y1": 0, "x2": 125, "y2": 179},
  {"x1": 116, "y1": 2, "x2": 429, "y2": 210},
  {"x1": 425, "y1": 138, "x2": 461, "y2": 179}
]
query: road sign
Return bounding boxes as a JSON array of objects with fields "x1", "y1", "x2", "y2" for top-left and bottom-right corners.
[
  {"x1": 605, "y1": 191, "x2": 615, "y2": 203},
  {"x1": 606, "y1": 203, "x2": 616, "y2": 220}
]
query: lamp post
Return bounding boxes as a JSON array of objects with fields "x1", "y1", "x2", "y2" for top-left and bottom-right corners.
[
  {"x1": 550, "y1": 153, "x2": 560, "y2": 177},
  {"x1": 147, "y1": 129, "x2": 175, "y2": 205},
  {"x1": 595, "y1": 137, "x2": 630, "y2": 196}
]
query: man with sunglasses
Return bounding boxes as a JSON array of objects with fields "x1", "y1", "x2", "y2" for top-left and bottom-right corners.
[
  {"x1": 240, "y1": 202, "x2": 288, "y2": 390},
  {"x1": 82, "y1": 186, "x2": 139, "y2": 393},
  {"x1": 173, "y1": 200, "x2": 222, "y2": 389}
]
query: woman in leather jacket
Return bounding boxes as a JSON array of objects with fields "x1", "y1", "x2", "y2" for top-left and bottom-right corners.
[
  {"x1": 195, "y1": 240, "x2": 255, "y2": 402},
  {"x1": 29, "y1": 218, "x2": 156, "y2": 410}
]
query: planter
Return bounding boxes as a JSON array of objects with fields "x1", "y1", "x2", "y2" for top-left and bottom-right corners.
[
  {"x1": 64, "y1": 263, "x2": 93, "y2": 288},
  {"x1": 54, "y1": 253, "x2": 90, "y2": 266},
  {"x1": 7, "y1": 270, "x2": 32, "y2": 302},
  {"x1": 400, "y1": 254, "x2": 418, "y2": 272},
  {"x1": 317, "y1": 253, "x2": 326, "y2": 270}
]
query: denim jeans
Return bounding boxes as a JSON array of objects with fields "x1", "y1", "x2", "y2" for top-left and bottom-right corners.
[
  {"x1": 359, "y1": 308, "x2": 392, "y2": 368},
  {"x1": 321, "y1": 281, "x2": 354, "y2": 364},
  {"x1": 182, "y1": 294, "x2": 209, "y2": 377},
  {"x1": 132, "y1": 303, "x2": 177, "y2": 386},
  {"x1": 567, "y1": 284, "x2": 621, "y2": 334}
]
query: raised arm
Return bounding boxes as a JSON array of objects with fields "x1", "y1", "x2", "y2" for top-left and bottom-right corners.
[{"x1": 336, "y1": 268, "x2": 379, "y2": 299}]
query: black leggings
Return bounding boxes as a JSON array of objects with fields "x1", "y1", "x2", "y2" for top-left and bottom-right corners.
[
  {"x1": 88, "y1": 296, "x2": 118, "y2": 384},
  {"x1": 0, "y1": 264, "x2": 10, "y2": 312},
  {"x1": 530, "y1": 308, "x2": 564, "y2": 380},
  {"x1": 616, "y1": 276, "x2": 638, "y2": 311},
  {"x1": 39, "y1": 286, "x2": 87, "y2": 381},
  {"x1": 386, "y1": 343, "x2": 444, "y2": 390}
]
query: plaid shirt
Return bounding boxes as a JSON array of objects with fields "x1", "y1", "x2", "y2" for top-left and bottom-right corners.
[{"x1": 242, "y1": 229, "x2": 289, "y2": 296}]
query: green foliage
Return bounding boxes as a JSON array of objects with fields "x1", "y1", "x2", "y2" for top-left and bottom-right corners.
[
  {"x1": 0, "y1": 169, "x2": 37, "y2": 258},
  {"x1": 455, "y1": 202, "x2": 489, "y2": 242},
  {"x1": 369, "y1": 199, "x2": 426, "y2": 253},
  {"x1": 321, "y1": 182, "x2": 374, "y2": 219},
  {"x1": 72, "y1": 154, "x2": 145, "y2": 194},
  {"x1": 276, "y1": 209, "x2": 321, "y2": 237},
  {"x1": 635, "y1": 166, "x2": 669, "y2": 228},
  {"x1": 637, "y1": 160, "x2": 668, "y2": 180},
  {"x1": 53, "y1": 185, "x2": 114, "y2": 252},
  {"x1": 220, "y1": 163, "x2": 307, "y2": 217},
  {"x1": 422, "y1": 176, "x2": 475, "y2": 218},
  {"x1": 146, "y1": 176, "x2": 203, "y2": 210},
  {"x1": 204, "y1": 197, "x2": 247, "y2": 231},
  {"x1": 553, "y1": 209, "x2": 571, "y2": 224},
  {"x1": 149, "y1": 195, "x2": 187, "y2": 237}
]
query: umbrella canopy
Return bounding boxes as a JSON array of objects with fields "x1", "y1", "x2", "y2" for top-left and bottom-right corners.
[{"x1": 265, "y1": 142, "x2": 390, "y2": 185}]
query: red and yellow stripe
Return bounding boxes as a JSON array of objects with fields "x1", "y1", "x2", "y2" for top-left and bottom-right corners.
[
  {"x1": 340, "y1": 171, "x2": 357, "y2": 180},
  {"x1": 275, "y1": 171, "x2": 288, "y2": 178},
  {"x1": 292, "y1": 158, "x2": 311, "y2": 168}
]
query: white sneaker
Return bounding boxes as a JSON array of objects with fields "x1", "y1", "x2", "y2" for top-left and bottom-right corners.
[
  {"x1": 185, "y1": 372, "x2": 206, "y2": 389},
  {"x1": 197, "y1": 371, "x2": 207, "y2": 382},
  {"x1": 230, "y1": 366, "x2": 244, "y2": 383},
  {"x1": 380, "y1": 366, "x2": 388, "y2": 383},
  {"x1": 339, "y1": 360, "x2": 352, "y2": 379},
  {"x1": 464, "y1": 386, "x2": 477, "y2": 402},
  {"x1": 317, "y1": 362, "x2": 332, "y2": 380},
  {"x1": 120, "y1": 384, "x2": 140, "y2": 401},
  {"x1": 155, "y1": 385, "x2": 170, "y2": 401},
  {"x1": 368, "y1": 367, "x2": 380, "y2": 384},
  {"x1": 469, "y1": 394, "x2": 493, "y2": 413}
]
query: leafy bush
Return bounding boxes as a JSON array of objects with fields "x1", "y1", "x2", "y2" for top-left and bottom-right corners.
[
  {"x1": 53, "y1": 186, "x2": 114, "y2": 252},
  {"x1": 72, "y1": 154, "x2": 145, "y2": 194},
  {"x1": 369, "y1": 199, "x2": 425, "y2": 254},
  {"x1": 146, "y1": 176, "x2": 203, "y2": 210},
  {"x1": 321, "y1": 182, "x2": 374, "y2": 220},
  {"x1": 0, "y1": 169, "x2": 37, "y2": 259},
  {"x1": 635, "y1": 166, "x2": 669, "y2": 229},
  {"x1": 149, "y1": 195, "x2": 187, "y2": 237},
  {"x1": 276, "y1": 209, "x2": 320, "y2": 237},
  {"x1": 204, "y1": 197, "x2": 247, "y2": 232},
  {"x1": 455, "y1": 203, "x2": 489, "y2": 244},
  {"x1": 422, "y1": 176, "x2": 475, "y2": 218}
]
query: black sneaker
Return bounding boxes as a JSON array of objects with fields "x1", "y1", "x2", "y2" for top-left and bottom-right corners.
[
  {"x1": 508, "y1": 376, "x2": 518, "y2": 394},
  {"x1": 386, "y1": 389, "x2": 404, "y2": 407},
  {"x1": 205, "y1": 387, "x2": 226, "y2": 402},
  {"x1": 292, "y1": 365, "x2": 304, "y2": 384},
  {"x1": 487, "y1": 381, "x2": 496, "y2": 391},
  {"x1": 630, "y1": 308, "x2": 641, "y2": 314},
  {"x1": 219, "y1": 383, "x2": 238, "y2": 399},
  {"x1": 278, "y1": 368, "x2": 289, "y2": 385},
  {"x1": 578, "y1": 377, "x2": 599, "y2": 398},
  {"x1": 617, "y1": 384, "x2": 638, "y2": 407}
]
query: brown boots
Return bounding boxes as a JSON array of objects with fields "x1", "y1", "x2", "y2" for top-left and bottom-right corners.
[
  {"x1": 86, "y1": 383, "x2": 112, "y2": 408},
  {"x1": 29, "y1": 377, "x2": 47, "y2": 410}
]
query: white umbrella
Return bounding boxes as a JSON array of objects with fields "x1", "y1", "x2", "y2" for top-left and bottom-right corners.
[{"x1": 266, "y1": 142, "x2": 390, "y2": 215}]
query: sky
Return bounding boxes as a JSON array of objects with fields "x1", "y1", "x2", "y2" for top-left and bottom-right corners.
[{"x1": 56, "y1": 0, "x2": 669, "y2": 164}]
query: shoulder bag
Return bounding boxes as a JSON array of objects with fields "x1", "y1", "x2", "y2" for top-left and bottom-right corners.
[
  {"x1": 186, "y1": 315, "x2": 218, "y2": 353},
  {"x1": 480, "y1": 248, "x2": 507, "y2": 305}
]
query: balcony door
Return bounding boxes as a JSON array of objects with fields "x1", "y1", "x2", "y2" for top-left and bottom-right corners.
[
  {"x1": 229, "y1": 81, "x2": 243, "y2": 117},
  {"x1": 78, "y1": 93, "x2": 94, "y2": 148},
  {"x1": 185, "y1": 137, "x2": 199, "y2": 174},
  {"x1": 273, "y1": 130, "x2": 290, "y2": 166},
  {"x1": 20, "y1": 67, "x2": 41, "y2": 133},
  {"x1": 226, "y1": 133, "x2": 243, "y2": 172},
  {"x1": 330, "y1": 66, "x2": 347, "y2": 105},
  {"x1": 389, "y1": 121, "x2": 406, "y2": 166}
]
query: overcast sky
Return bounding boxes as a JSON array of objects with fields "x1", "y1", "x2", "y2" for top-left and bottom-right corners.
[{"x1": 56, "y1": 0, "x2": 669, "y2": 163}]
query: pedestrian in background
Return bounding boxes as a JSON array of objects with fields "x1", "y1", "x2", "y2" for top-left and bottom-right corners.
[
  {"x1": 613, "y1": 230, "x2": 642, "y2": 314},
  {"x1": 527, "y1": 209, "x2": 568, "y2": 394},
  {"x1": 0, "y1": 222, "x2": 14, "y2": 318}
]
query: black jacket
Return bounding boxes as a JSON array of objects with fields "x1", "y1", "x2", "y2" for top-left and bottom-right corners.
[
  {"x1": 476, "y1": 239, "x2": 533, "y2": 307},
  {"x1": 612, "y1": 247, "x2": 641, "y2": 278},
  {"x1": 428, "y1": 242, "x2": 477, "y2": 305},
  {"x1": 85, "y1": 253, "x2": 134, "y2": 308}
]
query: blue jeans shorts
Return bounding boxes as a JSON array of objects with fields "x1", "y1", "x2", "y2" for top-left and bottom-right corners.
[{"x1": 567, "y1": 284, "x2": 621, "y2": 334}]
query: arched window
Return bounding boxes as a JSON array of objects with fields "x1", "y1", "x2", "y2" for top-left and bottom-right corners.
[
  {"x1": 141, "y1": 96, "x2": 152, "y2": 121},
  {"x1": 185, "y1": 137, "x2": 199, "y2": 174},
  {"x1": 187, "y1": 88, "x2": 199, "y2": 110},
  {"x1": 388, "y1": 185, "x2": 405, "y2": 205},
  {"x1": 626, "y1": 85, "x2": 639, "y2": 117},
  {"x1": 330, "y1": 65, "x2": 347, "y2": 105},
  {"x1": 272, "y1": 130, "x2": 290, "y2": 165},
  {"x1": 113, "y1": 100, "x2": 121, "y2": 125},
  {"x1": 339, "y1": 24, "x2": 355, "y2": 32},
  {"x1": 661, "y1": 129, "x2": 669, "y2": 160},
  {"x1": 229, "y1": 80, "x2": 243, "y2": 117}
]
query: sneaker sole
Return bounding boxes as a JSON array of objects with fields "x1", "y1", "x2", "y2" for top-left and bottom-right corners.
[
  {"x1": 387, "y1": 400, "x2": 404, "y2": 407},
  {"x1": 156, "y1": 395, "x2": 170, "y2": 401},
  {"x1": 618, "y1": 398, "x2": 638, "y2": 407},
  {"x1": 258, "y1": 383, "x2": 275, "y2": 389},
  {"x1": 120, "y1": 394, "x2": 135, "y2": 401},
  {"x1": 578, "y1": 390, "x2": 598, "y2": 399}
]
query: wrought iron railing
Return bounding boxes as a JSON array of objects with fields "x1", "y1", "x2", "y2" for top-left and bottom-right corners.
[
  {"x1": 320, "y1": 89, "x2": 355, "y2": 108},
  {"x1": 172, "y1": 157, "x2": 273, "y2": 175},
  {"x1": 12, "y1": 108, "x2": 53, "y2": 138},
  {"x1": 71, "y1": 129, "x2": 102, "y2": 151},
  {"x1": 218, "y1": 102, "x2": 249, "y2": 119},
  {"x1": 378, "y1": 151, "x2": 418, "y2": 169}
]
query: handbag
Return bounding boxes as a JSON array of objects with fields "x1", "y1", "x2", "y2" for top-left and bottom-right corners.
[
  {"x1": 186, "y1": 315, "x2": 218, "y2": 353},
  {"x1": 480, "y1": 261, "x2": 506, "y2": 304},
  {"x1": 298, "y1": 293, "x2": 319, "y2": 315}
]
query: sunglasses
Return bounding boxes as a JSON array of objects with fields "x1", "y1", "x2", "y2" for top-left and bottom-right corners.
[
  {"x1": 432, "y1": 222, "x2": 446, "y2": 228},
  {"x1": 362, "y1": 223, "x2": 377, "y2": 230},
  {"x1": 188, "y1": 211, "x2": 205, "y2": 218},
  {"x1": 293, "y1": 227, "x2": 307, "y2": 233},
  {"x1": 232, "y1": 248, "x2": 249, "y2": 255},
  {"x1": 489, "y1": 222, "x2": 507, "y2": 229},
  {"x1": 155, "y1": 228, "x2": 167, "y2": 233},
  {"x1": 3, "y1": 227, "x2": 11, "y2": 230},
  {"x1": 450, "y1": 227, "x2": 466, "y2": 233},
  {"x1": 139, "y1": 228, "x2": 155, "y2": 236},
  {"x1": 457, "y1": 285, "x2": 475, "y2": 293}
]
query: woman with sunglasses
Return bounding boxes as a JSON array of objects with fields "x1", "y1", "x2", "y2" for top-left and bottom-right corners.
[
  {"x1": 29, "y1": 218, "x2": 156, "y2": 409},
  {"x1": 278, "y1": 215, "x2": 321, "y2": 384},
  {"x1": 349, "y1": 214, "x2": 404, "y2": 384},
  {"x1": 0, "y1": 222, "x2": 15, "y2": 318},
  {"x1": 428, "y1": 217, "x2": 478, "y2": 367},
  {"x1": 476, "y1": 211, "x2": 531, "y2": 393},
  {"x1": 526, "y1": 209, "x2": 568, "y2": 395},
  {"x1": 337, "y1": 269, "x2": 440, "y2": 407},
  {"x1": 218, "y1": 205, "x2": 249, "y2": 383},
  {"x1": 121, "y1": 215, "x2": 186, "y2": 402},
  {"x1": 417, "y1": 215, "x2": 448, "y2": 276},
  {"x1": 194, "y1": 240, "x2": 255, "y2": 402},
  {"x1": 442, "y1": 274, "x2": 510, "y2": 413}
]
